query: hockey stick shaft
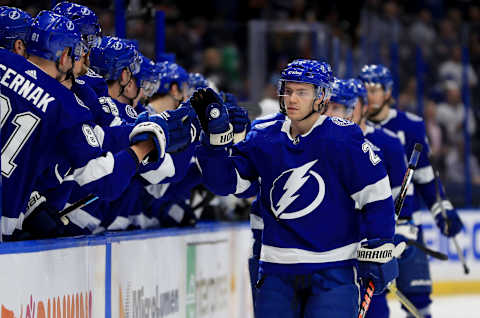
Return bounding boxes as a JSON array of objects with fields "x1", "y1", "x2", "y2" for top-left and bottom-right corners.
[
  {"x1": 434, "y1": 171, "x2": 470, "y2": 274},
  {"x1": 388, "y1": 283, "x2": 424, "y2": 318},
  {"x1": 394, "y1": 143, "x2": 422, "y2": 218},
  {"x1": 406, "y1": 239, "x2": 448, "y2": 260},
  {"x1": 57, "y1": 194, "x2": 99, "y2": 225},
  {"x1": 358, "y1": 143, "x2": 423, "y2": 318}
]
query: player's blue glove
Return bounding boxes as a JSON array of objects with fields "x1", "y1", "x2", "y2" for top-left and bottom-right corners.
[
  {"x1": 432, "y1": 201, "x2": 463, "y2": 237},
  {"x1": 226, "y1": 103, "x2": 251, "y2": 143},
  {"x1": 189, "y1": 88, "x2": 233, "y2": 147},
  {"x1": 129, "y1": 111, "x2": 169, "y2": 162},
  {"x1": 357, "y1": 238, "x2": 405, "y2": 295},
  {"x1": 182, "y1": 100, "x2": 202, "y2": 143},
  {"x1": 158, "y1": 105, "x2": 194, "y2": 153}
]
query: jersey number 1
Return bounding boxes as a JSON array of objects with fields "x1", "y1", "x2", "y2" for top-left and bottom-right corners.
[{"x1": 0, "y1": 93, "x2": 41, "y2": 177}]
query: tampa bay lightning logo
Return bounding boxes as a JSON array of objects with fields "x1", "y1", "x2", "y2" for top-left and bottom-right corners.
[
  {"x1": 8, "y1": 11, "x2": 21, "y2": 20},
  {"x1": 270, "y1": 160, "x2": 325, "y2": 220}
]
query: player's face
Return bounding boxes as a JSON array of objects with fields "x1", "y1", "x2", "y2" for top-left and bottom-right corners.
[
  {"x1": 365, "y1": 83, "x2": 388, "y2": 115},
  {"x1": 325, "y1": 102, "x2": 347, "y2": 118},
  {"x1": 283, "y1": 82, "x2": 318, "y2": 120}
]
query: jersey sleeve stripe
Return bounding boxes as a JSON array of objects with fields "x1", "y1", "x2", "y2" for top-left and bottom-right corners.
[
  {"x1": 351, "y1": 175, "x2": 392, "y2": 210},
  {"x1": 250, "y1": 214, "x2": 264, "y2": 230},
  {"x1": 67, "y1": 208, "x2": 101, "y2": 232},
  {"x1": 234, "y1": 168, "x2": 252, "y2": 194},
  {"x1": 413, "y1": 165, "x2": 435, "y2": 184},
  {"x1": 64, "y1": 152, "x2": 115, "y2": 187},
  {"x1": 391, "y1": 183, "x2": 414, "y2": 201},
  {"x1": 260, "y1": 242, "x2": 359, "y2": 264},
  {"x1": 140, "y1": 154, "x2": 175, "y2": 184},
  {"x1": 430, "y1": 200, "x2": 454, "y2": 216}
]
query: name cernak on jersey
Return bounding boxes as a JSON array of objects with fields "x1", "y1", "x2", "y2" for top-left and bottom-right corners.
[
  {"x1": 270, "y1": 159, "x2": 326, "y2": 220},
  {"x1": 0, "y1": 64, "x2": 55, "y2": 113}
]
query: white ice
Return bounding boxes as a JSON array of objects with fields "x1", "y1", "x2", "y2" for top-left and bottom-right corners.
[{"x1": 388, "y1": 294, "x2": 480, "y2": 318}]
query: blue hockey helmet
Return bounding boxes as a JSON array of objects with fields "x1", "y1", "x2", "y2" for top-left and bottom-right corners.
[
  {"x1": 348, "y1": 78, "x2": 368, "y2": 105},
  {"x1": 52, "y1": 1, "x2": 101, "y2": 49},
  {"x1": 26, "y1": 10, "x2": 84, "y2": 62},
  {"x1": 278, "y1": 59, "x2": 334, "y2": 115},
  {"x1": 188, "y1": 72, "x2": 208, "y2": 91},
  {"x1": 358, "y1": 64, "x2": 393, "y2": 92},
  {"x1": 330, "y1": 78, "x2": 359, "y2": 110},
  {"x1": 135, "y1": 54, "x2": 160, "y2": 97},
  {"x1": 156, "y1": 61, "x2": 189, "y2": 95},
  {"x1": 89, "y1": 36, "x2": 141, "y2": 81},
  {"x1": 0, "y1": 6, "x2": 33, "y2": 50}
]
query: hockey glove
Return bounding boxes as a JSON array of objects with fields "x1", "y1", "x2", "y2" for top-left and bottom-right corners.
[
  {"x1": 190, "y1": 88, "x2": 233, "y2": 147},
  {"x1": 226, "y1": 103, "x2": 251, "y2": 143},
  {"x1": 129, "y1": 111, "x2": 168, "y2": 162},
  {"x1": 160, "y1": 200, "x2": 197, "y2": 228},
  {"x1": 158, "y1": 105, "x2": 194, "y2": 153},
  {"x1": 22, "y1": 201, "x2": 65, "y2": 239},
  {"x1": 357, "y1": 238, "x2": 405, "y2": 295},
  {"x1": 431, "y1": 201, "x2": 463, "y2": 237}
]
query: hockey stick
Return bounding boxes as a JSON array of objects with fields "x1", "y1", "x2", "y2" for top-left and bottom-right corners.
[
  {"x1": 405, "y1": 239, "x2": 448, "y2": 260},
  {"x1": 57, "y1": 193, "x2": 99, "y2": 225},
  {"x1": 388, "y1": 283, "x2": 424, "y2": 318},
  {"x1": 434, "y1": 170, "x2": 470, "y2": 274},
  {"x1": 358, "y1": 143, "x2": 423, "y2": 318}
]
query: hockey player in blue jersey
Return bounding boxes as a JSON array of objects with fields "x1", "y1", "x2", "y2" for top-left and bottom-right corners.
[
  {"x1": 0, "y1": 11, "x2": 173, "y2": 240},
  {"x1": 89, "y1": 36, "x2": 143, "y2": 123},
  {"x1": 192, "y1": 59, "x2": 402, "y2": 317},
  {"x1": 326, "y1": 77, "x2": 414, "y2": 318},
  {"x1": 146, "y1": 61, "x2": 189, "y2": 114},
  {"x1": 0, "y1": 6, "x2": 32, "y2": 57},
  {"x1": 52, "y1": 1, "x2": 101, "y2": 77},
  {"x1": 359, "y1": 64, "x2": 464, "y2": 318}
]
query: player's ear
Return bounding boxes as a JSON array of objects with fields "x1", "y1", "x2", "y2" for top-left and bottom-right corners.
[
  {"x1": 170, "y1": 83, "x2": 180, "y2": 98},
  {"x1": 13, "y1": 39, "x2": 27, "y2": 57},
  {"x1": 120, "y1": 68, "x2": 130, "y2": 86},
  {"x1": 58, "y1": 48, "x2": 71, "y2": 68}
]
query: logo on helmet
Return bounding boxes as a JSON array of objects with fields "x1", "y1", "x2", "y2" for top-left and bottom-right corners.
[
  {"x1": 8, "y1": 11, "x2": 21, "y2": 20},
  {"x1": 287, "y1": 70, "x2": 302, "y2": 76},
  {"x1": 81, "y1": 7, "x2": 91, "y2": 15},
  {"x1": 112, "y1": 41, "x2": 123, "y2": 50},
  {"x1": 66, "y1": 20, "x2": 75, "y2": 31}
]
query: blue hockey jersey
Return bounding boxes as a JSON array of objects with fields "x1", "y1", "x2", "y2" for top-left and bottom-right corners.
[
  {"x1": 363, "y1": 125, "x2": 413, "y2": 218},
  {"x1": 0, "y1": 50, "x2": 140, "y2": 238},
  {"x1": 197, "y1": 115, "x2": 395, "y2": 273},
  {"x1": 368, "y1": 109, "x2": 445, "y2": 218}
]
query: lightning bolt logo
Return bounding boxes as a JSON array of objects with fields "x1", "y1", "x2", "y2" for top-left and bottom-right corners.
[{"x1": 270, "y1": 159, "x2": 325, "y2": 220}]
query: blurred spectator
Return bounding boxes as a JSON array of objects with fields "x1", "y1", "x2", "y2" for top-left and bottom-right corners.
[
  {"x1": 397, "y1": 77, "x2": 417, "y2": 113},
  {"x1": 445, "y1": 141, "x2": 480, "y2": 185},
  {"x1": 408, "y1": 9, "x2": 436, "y2": 59},
  {"x1": 424, "y1": 100, "x2": 446, "y2": 167},
  {"x1": 436, "y1": 81, "x2": 476, "y2": 146},
  {"x1": 439, "y1": 45, "x2": 478, "y2": 88}
]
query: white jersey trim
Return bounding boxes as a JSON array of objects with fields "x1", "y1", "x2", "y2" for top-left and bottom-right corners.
[
  {"x1": 67, "y1": 208, "x2": 101, "y2": 232},
  {"x1": 140, "y1": 153, "x2": 175, "y2": 184},
  {"x1": 235, "y1": 168, "x2": 252, "y2": 194},
  {"x1": 391, "y1": 183, "x2": 413, "y2": 201},
  {"x1": 1, "y1": 214, "x2": 23, "y2": 236},
  {"x1": 64, "y1": 152, "x2": 115, "y2": 187},
  {"x1": 351, "y1": 175, "x2": 392, "y2": 209},
  {"x1": 413, "y1": 165, "x2": 435, "y2": 184},
  {"x1": 260, "y1": 242, "x2": 359, "y2": 264},
  {"x1": 107, "y1": 216, "x2": 130, "y2": 231},
  {"x1": 430, "y1": 200, "x2": 454, "y2": 217},
  {"x1": 250, "y1": 213, "x2": 264, "y2": 230}
]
